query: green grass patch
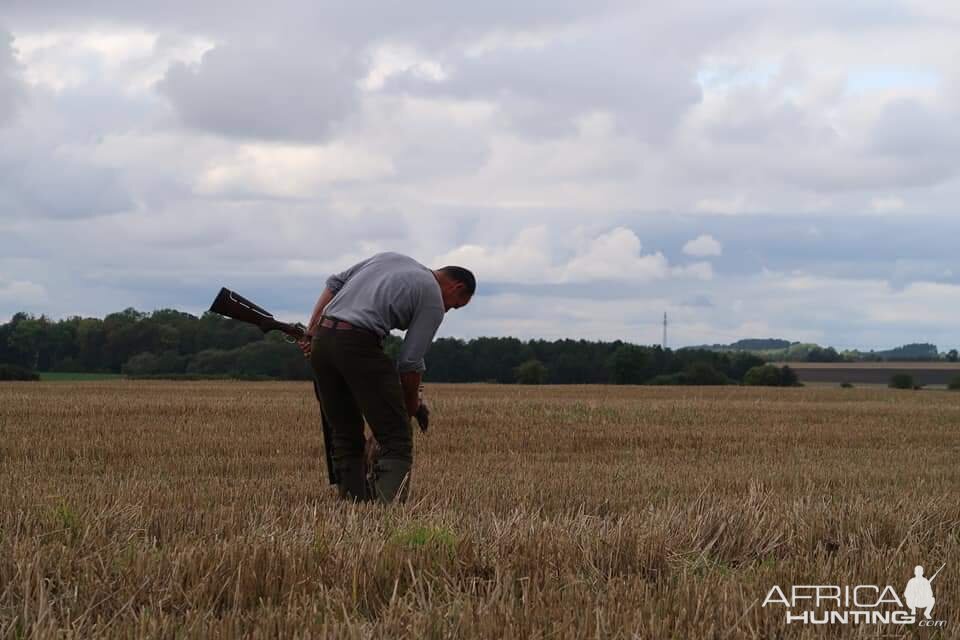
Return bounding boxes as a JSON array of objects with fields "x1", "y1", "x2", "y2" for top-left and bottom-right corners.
[
  {"x1": 51, "y1": 501, "x2": 82, "y2": 541},
  {"x1": 38, "y1": 372, "x2": 126, "y2": 381},
  {"x1": 389, "y1": 525, "x2": 458, "y2": 552}
]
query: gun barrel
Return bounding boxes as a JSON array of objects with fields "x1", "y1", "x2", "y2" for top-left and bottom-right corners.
[
  {"x1": 261, "y1": 318, "x2": 306, "y2": 340},
  {"x1": 930, "y1": 563, "x2": 946, "y2": 582}
]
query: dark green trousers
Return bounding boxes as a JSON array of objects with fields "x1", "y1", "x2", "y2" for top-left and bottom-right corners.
[{"x1": 310, "y1": 327, "x2": 413, "y2": 466}]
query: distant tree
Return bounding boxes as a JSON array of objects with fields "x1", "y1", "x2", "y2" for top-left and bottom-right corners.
[
  {"x1": 743, "y1": 365, "x2": 784, "y2": 386},
  {"x1": 726, "y1": 352, "x2": 766, "y2": 381},
  {"x1": 7, "y1": 317, "x2": 45, "y2": 369},
  {"x1": 187, "y1": 349, "x2": 240, "y2": 376},
  {"x1": 947, "y1": 349, "x2": 959, "y2": 363},
  {"x1": 159, "y1": 325, "x2": 180, "y2": 352},
  {"x1": 806, "y1": 346, "x2": 842, "y2": 363},
  {"x1": 646, "y1": 372, "x2": 684, "y2": 385},
  {"x1": 729, "y1": 338, "x2": 792, "y2": 350},
  {"x1": 514, "y1": 359, "x2": 547, "y2": 385},
  {"x1": 155, "y1": 350, "x2": 189, "y2": 374},
  {"x1": 549, "y1": 353, "x2": 591, "y2": 384},
  {"x1": 888, "y1": 373, "x2": 915, "y2": 389},
  {"x1": 79, "y1": 318, "x2": 109, "y2": 371},
  {"x1": 779, "y1": 365, "x2": 800, "y2": 386},
  {"x1": 0, "y1": 364, "x2": 39, "y2": 380},
  {"x1": 469, "y1": 337, "x2": 533, "y2": 383},
  {"x1": 235, "y1": 341, "x2": 304, "y2": 379},
  {"x1": 682, "y1": 362, "x2": 730, "y2": 385},
  {"x1": 880, "y1": 343, "x2": 939, "y2": 361},
  {"x1": 46, "y1": 319, "x2": 79, "y2": 369},
  {"x1": 608, "y1": 344, "x2": 650, "y2": 384},
  {"x1": 123, "y1": 352, "x2": 160, "y2": 376},
  {"x1": 51, "y1": 357, "x2": 82, "y2": 373},
  {"x1": 422, "y1": 337, "x2": 476, "y2": 382}
]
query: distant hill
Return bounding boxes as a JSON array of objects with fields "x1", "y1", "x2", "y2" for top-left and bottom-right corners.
[
  {"x1": 687, "y1": 338, "x2": 796, "y2": 352},
  {"x1": 873, "y1": 343, "x2": 939, "y2": 360},
  {"x1": 685, "y1": 339, "x2": 950, "y2": 363}
]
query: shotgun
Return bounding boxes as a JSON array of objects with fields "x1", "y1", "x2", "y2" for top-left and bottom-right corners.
[
  {"x1": 209, "y1": 287, "x2": 307, "y2": 341},
  {"x1": 208, "y1": 287, "x2": 338, "y2": 485}
]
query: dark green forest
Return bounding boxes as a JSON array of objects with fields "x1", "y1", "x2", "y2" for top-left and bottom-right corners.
[
  {"x1": 3, "y1": 308, "x2": 951, "y2": 384},
  {"x1": 0, "y1": 308, "x2": 780, "y2": 385}
]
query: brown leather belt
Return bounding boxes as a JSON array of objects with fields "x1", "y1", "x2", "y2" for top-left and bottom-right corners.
[{"x1": 318, "y1": 316, "x2": 383, "y2": 344}]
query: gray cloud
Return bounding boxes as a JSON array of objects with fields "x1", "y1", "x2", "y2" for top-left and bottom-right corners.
[
  {"x1": 383, "y1": 21, "x2": 703, "y2": 140},
  {"x1": 2, "y1": 1, "x2": 626, "y2": 47},
  {"x1": 0, "y1": 89, "x2": 135, "y2": 219},
  {"x1": 0, "y1": 146, "x2": 134, "y2": 219},
  {"x1": 0, "y1": 29, "x2": 25, "y2": 126},
  {"x1": 157, "y1": 38, "x2": 366, "y2": 141},
  {"x1": 870, "y1": 98, "x2": 960, "y2": 159}
]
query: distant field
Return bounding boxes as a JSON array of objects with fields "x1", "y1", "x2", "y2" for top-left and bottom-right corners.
[
  {"x1": 37, "y1": 372, "x2": 126, "y2": 381},
  {"x1": 1, "y1": 382, "x2": 958, "y2": 638},
  {"x1": 774, "y1": 361, "x2": 960, "y2": 387}
]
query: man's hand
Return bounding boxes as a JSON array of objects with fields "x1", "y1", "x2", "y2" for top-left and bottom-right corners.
[
  {"x1": 298, "y1": 334, "x2": 313, "y2": 358},
  {"x1": 364, "y1": 433, "x2": 381, "y2": 469},
  {"x1": 399, "y1": 370, "x2": 422, "y2": 416},
  {"x1": 414, "y1": 402, "x2": 430, "y2": 432}
]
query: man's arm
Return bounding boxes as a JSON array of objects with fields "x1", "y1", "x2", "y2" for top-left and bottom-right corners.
[
  {"x1": 303, "y1": 255, "x2": 377, "y2": 340},
  {"x1": 298, "y1": 288, "x2": 335, "y2": 358},
  {"x1": 325, "y1": 255, "x2": 376, "y2": 297},
  {"x1": 397, "y1": 303, "x2": 444, "y2": 416},
  {"x1": 305, "y1": 287, "x2": 336, "y2": 336}
]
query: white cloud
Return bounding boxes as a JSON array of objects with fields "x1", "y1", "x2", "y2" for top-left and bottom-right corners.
[
  {"x1": 195, "y1": 142, "x2": 395, "y2": 198},
  {"x1": 0, "y1": 279, "x2": 47, "y2": 304},
  {"x1": 871, "y1": 195, "x2": 905, "y2": 212},
  {"x1": 362, "y1": 43, "x2": 447, "y2": 91},
  {"x1": 13, "y1": 28, "x2": 212, "y2": 92},
  {"x1": 682, "y1": 234, "x2": 723, "y2": 257},
  {"x1": 694, "y1": 194, "x2": 749, "y2": 215},
  {"x1": 435, "y1": 226, "x2": 709, "y2": 285},
  {"x1": 562, "y1": 227, "x2": 668, "y2": 282},
  {"x1": 431, "y1": 226, "x2": 556, "y2": 283},
  {"x1": 671, "y1": 261, "x2": 714, "y2": 281}
]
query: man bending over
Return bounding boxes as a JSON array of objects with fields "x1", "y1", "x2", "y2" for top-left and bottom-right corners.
[{"x1": 300, "y1": 252, "x2": 475, "y2": 503}]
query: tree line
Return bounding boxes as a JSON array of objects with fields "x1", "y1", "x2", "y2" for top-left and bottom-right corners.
[{"x1": 1, "y1": 308, "x2": 794, "y2": 385}]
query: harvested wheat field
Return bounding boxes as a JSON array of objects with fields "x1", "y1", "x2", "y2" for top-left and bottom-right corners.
[{"x1": 1, "y1": 382, "x2": 958, "y2": 639}]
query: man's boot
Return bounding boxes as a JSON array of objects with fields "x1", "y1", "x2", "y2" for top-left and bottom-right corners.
[
  {"x1": 371, "y1": 458, "x2": 411, "y2": 504},
  {"x1": 334, "y1": 457, "x2": 371, "y2": 502}
]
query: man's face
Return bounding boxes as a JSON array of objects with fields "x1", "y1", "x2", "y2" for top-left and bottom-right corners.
[{"x1": 443, "y1": 283, "x2": 472, "y2": 312}]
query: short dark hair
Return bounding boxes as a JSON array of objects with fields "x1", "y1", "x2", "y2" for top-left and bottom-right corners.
[{"x1": 438, "y1": 266, "x2": 476, "y2": 296}]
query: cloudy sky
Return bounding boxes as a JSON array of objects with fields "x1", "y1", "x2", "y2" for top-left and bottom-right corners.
[{"x1": 1, "y1": 0, "x2": 958, "y2": 350}]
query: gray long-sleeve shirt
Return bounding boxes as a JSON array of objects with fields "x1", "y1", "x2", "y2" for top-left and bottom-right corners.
[{"x1": 322, "y1": 252, "x2": 444, "y2": 373}]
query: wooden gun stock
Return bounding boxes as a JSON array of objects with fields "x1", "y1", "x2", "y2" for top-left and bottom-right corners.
[{"x1": 209, "y1": 287, "x2": 305, "y2": 340}]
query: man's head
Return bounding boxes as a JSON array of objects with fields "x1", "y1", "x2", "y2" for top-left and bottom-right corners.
[{"x1": 434, "y1": 266, "x2": 475, "y2": 312}]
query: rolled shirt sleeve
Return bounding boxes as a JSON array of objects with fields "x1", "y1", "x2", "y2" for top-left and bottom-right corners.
[
  {"x1": 325, "y1": 255, "x2": 375, "y2": 294},
  {"x1": 397, "y1": 303, "x2": 444, "y2": 373}
]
